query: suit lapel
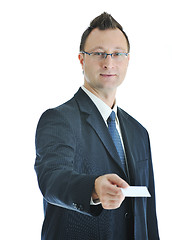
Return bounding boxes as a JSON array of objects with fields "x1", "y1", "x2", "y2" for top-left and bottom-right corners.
[{"x1": 74, "y1": 88, "x2": 127, "y2": 177}]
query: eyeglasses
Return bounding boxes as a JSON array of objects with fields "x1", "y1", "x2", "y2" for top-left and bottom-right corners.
[{"x1": 81, "y1": 51, "x2": 129, "y2": 62}]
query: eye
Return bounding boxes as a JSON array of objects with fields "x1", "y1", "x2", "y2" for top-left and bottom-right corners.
[
  {"x1": 93, "y1": 52, "x2": 104, "y2": 56},
  {"x1": 113, "y1": 53, "x2": 123, "y2": 56}
]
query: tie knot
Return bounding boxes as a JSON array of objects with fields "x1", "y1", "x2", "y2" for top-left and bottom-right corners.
[{"x1": 108, "y1": 111, "x2": 116, "y2": 122}]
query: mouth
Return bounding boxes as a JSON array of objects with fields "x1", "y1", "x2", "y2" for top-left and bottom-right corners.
[{"x1": 100, "y1": 74, "x2": 118, "y2": 77}]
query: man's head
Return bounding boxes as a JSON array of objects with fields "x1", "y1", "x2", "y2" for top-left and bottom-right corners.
[
  {"x1": 78, "y1": 12, "x2": 130, "y2": 101},
  {"x1": 80, "y1": 12, "x2": 130, "y2": 53}
]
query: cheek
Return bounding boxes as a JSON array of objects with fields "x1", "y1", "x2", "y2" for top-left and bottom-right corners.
[
  {"x1": 119, "y1": 63, "x2": 128, "y2": 75},
  {"x1": 85, "y1": 62, "x2": 98, "y2": 75}
]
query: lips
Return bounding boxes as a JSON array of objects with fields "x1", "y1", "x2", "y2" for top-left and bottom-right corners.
[{"x1": 100, "y1": 73, "x2": 117, "y2": 77}]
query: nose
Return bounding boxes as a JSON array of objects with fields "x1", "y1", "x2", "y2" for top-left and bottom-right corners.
[{"x1": 102, "y1": 55, "x2": 115, "y2": 69}]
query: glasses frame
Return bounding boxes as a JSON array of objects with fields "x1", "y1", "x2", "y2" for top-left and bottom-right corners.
[{"x1": 81, "y1": 51, "x2": 129, "y2": 60}]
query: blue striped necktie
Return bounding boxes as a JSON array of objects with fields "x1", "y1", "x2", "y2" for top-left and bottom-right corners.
[{"x1": 107, "y1": 111, "x2": 126, "y2": 171}]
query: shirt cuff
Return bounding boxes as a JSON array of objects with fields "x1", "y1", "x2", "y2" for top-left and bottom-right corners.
[{"x1": 90, "y1": 197, "x2": 101, "y2": 205}]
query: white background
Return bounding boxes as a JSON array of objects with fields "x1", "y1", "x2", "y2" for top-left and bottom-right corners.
[{"x1": 1, "y1": 0, "x2": 171, "y2": 239}]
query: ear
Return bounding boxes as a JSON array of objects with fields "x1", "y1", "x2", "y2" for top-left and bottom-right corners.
[{"x1": 78, "y1": 53, "x2": 84, "y2": 69}]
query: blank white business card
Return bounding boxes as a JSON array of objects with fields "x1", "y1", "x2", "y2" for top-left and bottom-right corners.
[{"x1": 121, "y1": 186, "x2": 151, "y2": 197}]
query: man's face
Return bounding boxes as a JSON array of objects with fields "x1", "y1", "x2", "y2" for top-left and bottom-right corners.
[{"x1": 79, "y1": 28, "x2": 129, "y2": 95}]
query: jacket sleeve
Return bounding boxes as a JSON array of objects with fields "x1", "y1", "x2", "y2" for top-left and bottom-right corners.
[{"x1": 34, "y1": 108, "x2": 99, "y2": 216}]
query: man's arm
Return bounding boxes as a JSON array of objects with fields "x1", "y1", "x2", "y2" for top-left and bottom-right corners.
[{"x1": 34, "y1": 109, "x2": 98, "y2": 215}]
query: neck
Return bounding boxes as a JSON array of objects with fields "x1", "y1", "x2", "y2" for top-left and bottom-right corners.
[{"x1": 84, "y1": 83, "x2": 116, "y2": 108}]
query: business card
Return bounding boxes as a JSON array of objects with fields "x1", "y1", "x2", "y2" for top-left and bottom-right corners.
[{"x1": 121, "y1": 186, "x2": 151, "y2": 197}]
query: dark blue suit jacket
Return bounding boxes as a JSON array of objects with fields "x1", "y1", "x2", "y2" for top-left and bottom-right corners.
[{"x1": 35, "y1": 88, "x2": 159, "y2": 240}]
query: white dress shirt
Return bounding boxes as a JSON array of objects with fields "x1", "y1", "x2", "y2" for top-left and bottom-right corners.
[
  {"x1": 81, "y1": 86, "x2": 126, "y2": 205},
  {"x1": 81, "y1": 86, "x2": 124, "y2": 146}
]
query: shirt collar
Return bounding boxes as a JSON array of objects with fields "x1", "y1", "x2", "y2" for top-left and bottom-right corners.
[{"x1": 81, "y1": 86, "x2": 118, "y2": 124}]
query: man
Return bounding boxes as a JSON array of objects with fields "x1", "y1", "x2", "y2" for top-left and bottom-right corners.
[{"x1": 35, "y1": 12, "x2": 159, "y2": 239}]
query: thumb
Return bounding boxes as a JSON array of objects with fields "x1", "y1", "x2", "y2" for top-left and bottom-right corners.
[{"x1": 107, "y1": 174, "x2": 129, "y2": 188}]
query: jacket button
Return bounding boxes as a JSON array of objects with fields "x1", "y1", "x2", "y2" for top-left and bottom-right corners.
[
  {"x1": 73, "y1": 203, "x2": 77, "y2": 209},
  {"x1": 125, "y1": 212, "x2": 130, "y2": 219},
  {"x1": 79, "y1": 205, "x2": 84, "y2": 211},
  {"x1": 73, "y1": 203, "x2": 84, "y2": 211}
]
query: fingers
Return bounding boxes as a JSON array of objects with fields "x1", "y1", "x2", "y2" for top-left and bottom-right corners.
[
  {"x1": 107, "y1": 174, "x2": 129, "y2": 188},
  {"x1": 102, "y1": 194, "x2": 125, "y2": 209},
  {"x1": 101, "y1": 186, "x2": 125, "y2": 209},
  {"x1": 94, "y1": 174, "x2": 129, "y2": 210}
]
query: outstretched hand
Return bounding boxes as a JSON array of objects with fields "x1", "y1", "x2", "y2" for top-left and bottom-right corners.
[{"x1": 92, "y1": 174, "x2": 129, "y2": 209}]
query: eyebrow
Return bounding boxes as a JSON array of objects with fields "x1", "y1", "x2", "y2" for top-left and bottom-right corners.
[{"x1": 87, "y1": 46, "x2": 127, "y2": 52}]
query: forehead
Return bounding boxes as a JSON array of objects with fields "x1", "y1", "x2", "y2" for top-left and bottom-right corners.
[{"x1": 85, "y1": 28, "x2": 128, "y2": 52}]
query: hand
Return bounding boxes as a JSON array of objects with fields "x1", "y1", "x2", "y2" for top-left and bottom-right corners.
[{"x1": 92, "y1": 174, "x2": 129, "y2": 209}]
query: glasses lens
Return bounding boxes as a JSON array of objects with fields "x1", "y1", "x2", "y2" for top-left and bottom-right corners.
[
  {"x1": 112, "y1": 53, "x2": 128, "y2": 62},
  {"x1": 87, "y1": 52, "x2": 128, "y2": 62},
  {"x1": 92, "y1": 52, "x2": 105, "y2": 60}
]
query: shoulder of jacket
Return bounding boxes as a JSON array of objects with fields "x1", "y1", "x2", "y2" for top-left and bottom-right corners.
[{"x1": 118, "y1": 107, "x2": 148, "y2": 134}]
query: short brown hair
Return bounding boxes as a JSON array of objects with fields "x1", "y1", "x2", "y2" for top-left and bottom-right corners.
[{"x1": 80, "y1": 12, "x2": 130, "y2": 52}]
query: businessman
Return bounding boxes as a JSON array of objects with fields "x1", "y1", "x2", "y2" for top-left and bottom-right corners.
[{"x1": 35, "y1": 12, "x2": 160, "y2": 239}]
